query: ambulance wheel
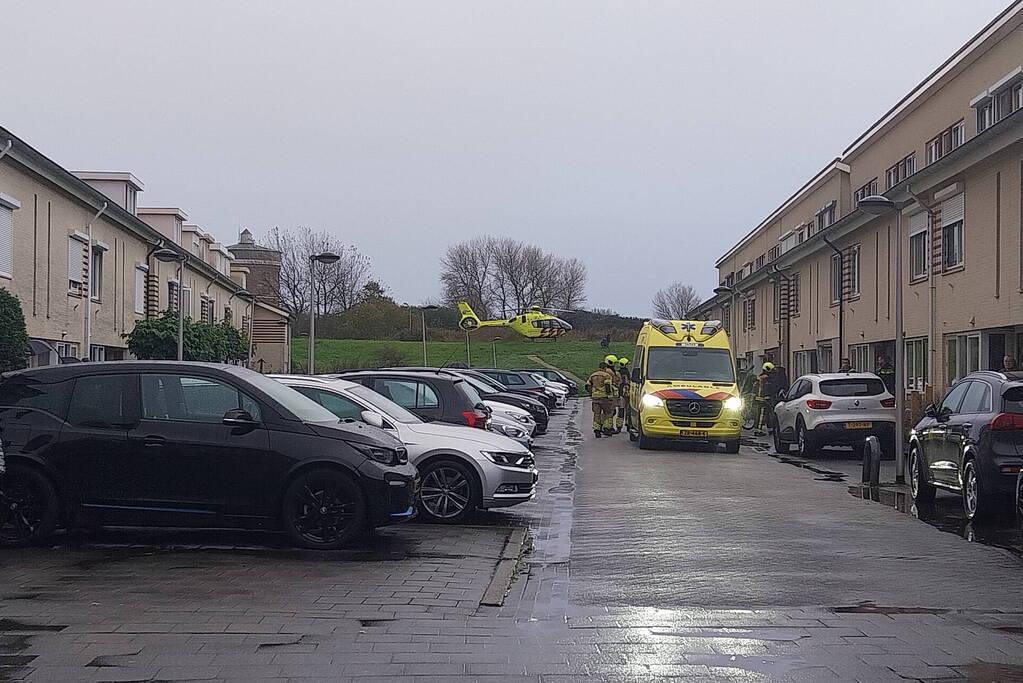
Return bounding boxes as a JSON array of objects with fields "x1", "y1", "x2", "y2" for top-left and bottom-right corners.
[
  {"x1": 637, "y1": 429, "x2": 657, "y2": 450},
  {"x1": 627, "y1": 410, "x2": 639, "y2": 441},
  {"x1": 722, "y1": 440, "x2": 740, "y2": 454}
]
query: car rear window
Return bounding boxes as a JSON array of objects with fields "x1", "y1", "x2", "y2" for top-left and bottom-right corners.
[
  {"x1": 1002, "y1": 386, "x2": 1023, "y2": 413},
  {"x1": 457, "y1": 379, "x2": 484, "y2": 407},
  {"x1": 819, "y1": 378, "x2": 886, "y2": 397}
]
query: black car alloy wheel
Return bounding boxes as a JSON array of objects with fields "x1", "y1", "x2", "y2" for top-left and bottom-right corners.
[
  {"x1": 961, "y1": 459, "x2": 990, "y2": 522},
  {"x1": 0, "y1": 466, "x2": 59, "y2": 547},
  {"x1": 419, "y1": 461, "x2": 476, "y2": 524},
  {"x1": 282, "y1": 470, "x2": 366, "y2": 549}
]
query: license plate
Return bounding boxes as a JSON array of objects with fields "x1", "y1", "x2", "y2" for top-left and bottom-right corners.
[
  {"x1": 680, "y1": 429, "x2": 709, "y2": 437},
  {"x1": 845, "y1": 421, "x2": 872, "y2": 429}
]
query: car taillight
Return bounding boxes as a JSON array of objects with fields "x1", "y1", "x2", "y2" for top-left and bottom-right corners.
[
  {"x1": 880, "y1": 398, "x2": 896, "y2": 408},
  {"x1": 806, "y1": 399, "x2": 832, "y2": 410},
  {"x1": 989, "y1": 413, "x2": 1023, "y2": 430},
  {"x1": 462, "y1": 410, "x2": 487, "y2": 428}
]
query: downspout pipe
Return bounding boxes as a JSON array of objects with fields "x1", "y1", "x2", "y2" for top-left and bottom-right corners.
[
  {"x1": 906, "y1": 185, "x2": 939, "y2": 389},
  {"x1": 83, "y1": 202, "x2": 108, "y2": 360},
  {"x1": 822, "y1": 236, "x2": 844, "y2": 368}
]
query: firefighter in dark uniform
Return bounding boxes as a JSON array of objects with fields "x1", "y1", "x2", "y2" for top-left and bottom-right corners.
[{"x1": 876, "y1": 355, "x2": 896, "y2": 395}]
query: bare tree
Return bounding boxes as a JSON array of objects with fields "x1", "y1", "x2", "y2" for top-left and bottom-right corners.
[
  {"x1": 265, "y1": 226, "x2": 373, "y2": 316},
  {"x1": 652, "y1": 282, "x2": 701, "y2": 319},
  {"x1": 440, "y1": 236, "x2": 588, "y2": 316}
]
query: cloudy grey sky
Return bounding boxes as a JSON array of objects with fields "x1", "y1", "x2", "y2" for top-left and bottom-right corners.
[{"x1": 0, "y1": 1, "x2": 1011, "y2": 316}]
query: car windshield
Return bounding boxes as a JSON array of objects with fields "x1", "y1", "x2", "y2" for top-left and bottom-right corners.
[
  {"x1": 462, "y1": 374, "x2": 496, "y2": 396},
  {"x1": 457, "y1": 379, "x2": 485, "y2": 407},
  {"x1": 819, "y1": 378, "x2": 886, "y2": 397},
  {"x1": 646, "y1": 347, "x2": 734, "y2": 383},
  {"x1": 473, "y1": 373, "x2": 508, "y2": 392},
  {"x1": 249, "y1": 373, "x2": 339, "y2": 422},
  {"x1": 347, "y1": 384, "x2": 422, "y2": 424}
]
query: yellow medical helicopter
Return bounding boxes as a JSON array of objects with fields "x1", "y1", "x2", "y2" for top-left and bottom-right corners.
[{"x1": 457, "y1": 302, "x2": 573, "y2": 339}]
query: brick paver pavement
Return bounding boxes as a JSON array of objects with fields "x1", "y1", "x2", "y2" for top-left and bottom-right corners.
[{"x1": 2, "y1": 399, "x2": 1022, "y2": 682}]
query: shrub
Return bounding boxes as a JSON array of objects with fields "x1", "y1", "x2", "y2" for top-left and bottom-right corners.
[
  {"x1": 124, "y1": 311, "x2": 250, "y2": 363},
  {"x1": 0, "y1": 288, "x2": 29, "y2": 372}
]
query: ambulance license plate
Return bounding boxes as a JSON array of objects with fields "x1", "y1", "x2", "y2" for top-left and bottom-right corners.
[
  {"x1": 845, "y1": 421, "x2": 872, "y2": 429},
  {"x1": 680, "y1": 429, "x2": 709, "y2": 438}
]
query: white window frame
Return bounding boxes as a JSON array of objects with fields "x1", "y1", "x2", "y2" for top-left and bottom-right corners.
[
  {"x1": 910, "y1": 228, "x2": 928, "y2": 281},
  {"x1": 0, "y1": 194, "x2": 18, "y2": 280},
  {"x1": 829, "y1": 252, "x2": 842, "y2": 304},
  {"x1": 89, "y1": 345, "x2": 106, "y2": 362},
  {"x1": 942, "y1": 221, "x2": 964, "y2": 270},
  {"x1": 905, "y1": 337, "x2": 928, "y2": 391},
  {"x1": 56, "y1": 342, "x2": 79, "y2": 359},
  {"x1": 849, "y1": 344, "x2": 871, "y2": 372},
  {"x1": 181, "y1": 285, "x2": 192, "y2": 318},
  {"x1": 68, "y1": 233, "x2": 88, "y2": 294},
  {"x1": 945, "y1": 333, "x2": 981, "y2": 385},
  {"x1": 89, "y1": 245, "x2": 105, "y2": 301}
]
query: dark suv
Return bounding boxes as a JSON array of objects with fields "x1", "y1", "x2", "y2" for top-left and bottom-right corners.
[
  {"x1": 335, "y1": 370, "x2": 491, "y2": 430},
  {"x1": 386, "y1": 368, "x2": 549, "y2": 433},
  {"x1": 476, "y1": 369, "x2": 557, "y2": 409},
  {"x1": 910, "y1": 370, "x2": 1023, "y2": 521},
  {"x1": 0, "y1": 362, "x2": 417, "y2": 549}
]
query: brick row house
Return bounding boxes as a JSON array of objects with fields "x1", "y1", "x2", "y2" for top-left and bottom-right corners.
[
  {"x1": 0, "y1": 124, "x2": 291, "y2": 372},
  {"x1": 693, "y1": 2, "x2": 1023, "y2": 408}
]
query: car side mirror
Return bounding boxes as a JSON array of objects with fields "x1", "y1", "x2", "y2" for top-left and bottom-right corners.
[
  {"x1": 631, "y1": 368, "x2": 642, "y2": 383},
  {"x1": 223, "y1": 409, "x2": 257, "y2": 426},
  {"x1": 777, "y1": 390, "x2": 787, "y2": 400},
  {"x1": 476, "y1": 402, "x2": 491, "y2": 414},
  {"x1": 361, "y1": 410, "x2": 385, "y2": 429}
]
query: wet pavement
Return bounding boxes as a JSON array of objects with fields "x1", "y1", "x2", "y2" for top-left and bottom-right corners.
[{"x1": 2, "y1": 400, "x2": 1023, "y2": 681}]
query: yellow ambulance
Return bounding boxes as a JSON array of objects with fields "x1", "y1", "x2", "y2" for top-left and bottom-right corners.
[{"x1": 626, "y1": 319, "x2": 742, "y2": 452}]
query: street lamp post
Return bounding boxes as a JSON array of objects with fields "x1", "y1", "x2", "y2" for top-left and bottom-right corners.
[
  {"x1": 492, "y1": 336, "x2": 502, "y2": 367},
  {"x1": 308, "y1": 251, "x2": 340, "y2": 374},
  {"x1": 858, "y1": 194, "x2": 905, "y2": 485},
  {"x1": 153, "y1": 249, "x2": 187, "y2": 361},
  {"x1": 420, "y1": 305, "x2": 439, "y2": 365}
]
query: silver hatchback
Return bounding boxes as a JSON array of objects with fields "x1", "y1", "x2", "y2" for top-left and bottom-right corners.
[{"x1": 272, "y1": 375, "x2": 539, "y2": 524}]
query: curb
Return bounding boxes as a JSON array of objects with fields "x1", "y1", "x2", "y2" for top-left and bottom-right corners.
[{"x1": 479, "y1": 527, "x2": 528, "y2": 607}]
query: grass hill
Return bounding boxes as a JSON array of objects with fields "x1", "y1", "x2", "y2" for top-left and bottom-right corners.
[{"x1": 292, "y1": 338, "x2": 635, "y2": 383}]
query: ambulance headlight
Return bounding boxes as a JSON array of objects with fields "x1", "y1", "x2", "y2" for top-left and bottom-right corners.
[
  {"x1": 641, "y1": 393, "x2": 664, "y2": 409},
  {"x1": 724, "y1": 396, "x2": 743, "y2": 412}
]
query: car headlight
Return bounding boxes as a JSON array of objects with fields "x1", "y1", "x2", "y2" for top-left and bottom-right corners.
[
  {"x1": 641, "y1": 393, "x2": 664, "y2": 409},
  {"x1": 723, "y1": 396, "x2": 743, "y2": 412},
  {"x1": 349, "y1": 441, "x2": 406, "y2": 466},
  {"x1": 495, "y1": 423, "x2": 526, "y2": 439},
  {"x1": 481, "y1": 450, "x2": 533, "y2": 468}
]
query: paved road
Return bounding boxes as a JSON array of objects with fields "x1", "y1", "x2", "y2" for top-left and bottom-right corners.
[{"x1": 2, "y1": 399, "x2": 1023, "y2": 682}]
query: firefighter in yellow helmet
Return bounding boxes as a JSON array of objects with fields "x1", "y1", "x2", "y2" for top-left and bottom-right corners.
[
  {"x1": 586, "y1": 361, "x2": 615, "y2": 438},
  {"x1": 603, "y1": 355, "x2": 620, "y2": 435},
  {"x1": 615, "y1": 357, "x2": 631, "y2": 433},
  {"x1": 753, "y1": 361, "x2": 775, "y2": 436}
]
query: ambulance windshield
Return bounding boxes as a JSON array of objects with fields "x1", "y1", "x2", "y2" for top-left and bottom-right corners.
[{"x1": 646, "y1": 347, "x2": 734, "y2": 383}]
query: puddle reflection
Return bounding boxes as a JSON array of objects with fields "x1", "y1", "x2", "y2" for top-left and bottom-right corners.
[{"x1": 848, "y1": 485, "x2": 1023, "y2": 556}]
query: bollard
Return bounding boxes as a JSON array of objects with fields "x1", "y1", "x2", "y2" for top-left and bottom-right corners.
[{"x1": 860, "y1": 436, "x2": 881, "y2": 487}]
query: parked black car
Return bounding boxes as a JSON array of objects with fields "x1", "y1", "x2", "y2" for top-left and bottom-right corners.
[
  {"x1": 0, "y1": 362, "x2": 417, "y2": 549},
  {"x1": 514, "y1": 368, "x2": 578, "y2": 396},
  {"x1": 334, "y1": 370, "x2": 491, "y2": 430},
  {"x1": 476, "y1": 369, "x2": 557, "y2": 409},
  {"x1": 387, "y1": 368, "x2": 549, "y2": 434},
  {"x1": 910, "y1": 370, "x2": 1023, "y2": 521}
]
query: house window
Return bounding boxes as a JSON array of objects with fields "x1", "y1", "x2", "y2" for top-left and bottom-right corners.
[
  {"x1": 742, "y1": 297, "x2": 756, "y2": 331},
  {"x1": 89, "y1": 345, "x2": 106, "y2": 362},
  {"x1": 942, "y1": 222, "x2": 964, "y2": 269},
  {"x1": 818, "y1": 344, "x2": 834, "y2": 373},
  {"x1": 768, "y1": 245, "x2": 780, "y2": 262},
  {"x1": 849, "y1": 344, "x2": 870, "y2": 372},
  {"x1": 885, "y1": 153, "x2": 916, "y2": 189},
  {"x1": 181, "y1": 286, "x2": 192, "y2": 318},
  {"x1": 945, "y1": 333, "x2": 980, "y2": 385},
  {"x1": 905, "y1": 338, "x2": 928, "y2": 391},
  {"x1": 793, "y1": 350, "x2": 817, "y2": 376},
  {"x1": 910, "y1": 229, "x2": 928, "y2": 280},
  {"x1": 978, "y1": 102, "x2": 994, "y2": 132},
  {"x1": 816, "y1": 202, "x2": 836, "y2": 232},
  {"x1": 90, "y1": 247, "x2": 104, "y2": 300},
  {"x1": 830, "y1": 252, "x2": 842, "y2": 304},
  {"x1": 68, "y1": 236, "x2": 87, "y2": 294},
  {"x1": 854, "y1": 178, "x2": 878, "y2": 204},
  {"x1": 755, "y1": 254, "x2": 765, "y2": 271},
  {"x1": 55, "y1": 342, "x2": 79, "y2": 359},
  {"x1": 848, "y1": 245, "x2": 860, "y2": 297},
  {"x1": 126, "y1": 188, "x2": 137, "y2": 214},
  {"x1": 789, "y1": 272, "x2": 800, "y2": 316},
  {"x1": 134, "y1": 266, "x2": 148, "y2": 314},
  {"x1": 0, "y1": 202, "x2": 13, "y2": 278},
  {"x1": 926, "y1": 120, "x2": 965, "y2": 164}
]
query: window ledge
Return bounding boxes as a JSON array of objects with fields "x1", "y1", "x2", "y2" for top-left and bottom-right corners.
[
  {"x1": 942, "y1": 265, "x2": 966, "y2": 275},
  {"x1": 0, "y1": 271, "x2": 12, "y2": 281},
  {"x1": 909, "y1": 275, "x2": 929, "y2": 285}
]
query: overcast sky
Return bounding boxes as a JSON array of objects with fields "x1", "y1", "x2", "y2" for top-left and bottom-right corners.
[{"x1": 0, "y1": 1, "x2": 1012, "y2": 316}]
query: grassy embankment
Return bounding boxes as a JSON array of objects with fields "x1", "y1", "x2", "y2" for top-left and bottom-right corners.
[{"x1": 292, "y1": 338, "x2": 634, "y2": 384}]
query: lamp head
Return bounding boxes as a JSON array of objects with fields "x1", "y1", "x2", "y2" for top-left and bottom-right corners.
[
  {"x1": 311, "y1": 251, "x2": 340, "y2": 264},
  {"x1": 857, "y1": 195, "x2": 897, "y2": 215}
]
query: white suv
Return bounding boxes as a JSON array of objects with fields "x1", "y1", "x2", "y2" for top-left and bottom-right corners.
[{"x1": 772, "y1": 372, "x2": 895, "y2": 457}]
